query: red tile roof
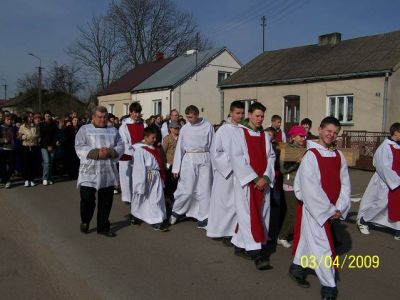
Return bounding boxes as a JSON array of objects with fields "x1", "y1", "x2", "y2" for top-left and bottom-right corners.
[{"x1": 98, "y1": 58, "x2": 174, "y2": 96}]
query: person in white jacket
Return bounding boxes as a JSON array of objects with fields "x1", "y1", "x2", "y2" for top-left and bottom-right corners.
[
  {"x1": 170, "y1": 105, "x2": 214, "y2": 229},
  {"x1": 207, "y1": 101, "x2": 245, "y2": 241},
  {"x1": 357, "y1": 122, "x2": 400, "y2": 240},
  {"x1": 131, "y1": 127, "x2": 168, "y2": 231},
  {"x1": 290, "y1": 116, "x2": 351, "y2": 300},
  {"x1": 229, "y1": 102, "x2": 275, "y2": 270}
]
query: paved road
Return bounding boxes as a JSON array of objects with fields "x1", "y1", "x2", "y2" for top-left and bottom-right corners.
[{"x1": 1, "y1": 170, "x2": 399, "y2": 300}]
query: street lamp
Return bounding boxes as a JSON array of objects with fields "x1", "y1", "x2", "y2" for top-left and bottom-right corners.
[
  {"x1": 28, "y1": 52, "x2": 42, "y2": 113},
  {"x1": 0, "y1": 77, "x2": 7, "y2": 100}
]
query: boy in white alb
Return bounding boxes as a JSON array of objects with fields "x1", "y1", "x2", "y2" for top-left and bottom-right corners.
[
  {"x1": 290, "y1": 117, "x2": 351, "y2": 300},
  {"x1": 207, "y1": 101, "x2": 245, "y2": 241},
  {"x1": 170, "y1": 105, "x2": 214, "y2": 229},
  {"x1": 131, "y1": 127, "x2": 168, "y2": 231},
  {"x1": 357, "y1": 122, "x2": 400, "y2": 240}
]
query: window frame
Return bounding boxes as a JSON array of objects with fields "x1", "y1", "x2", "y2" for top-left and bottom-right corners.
[
  {"x1": 152, "y1": 99, "x2": 162, "y2": 115},
  {"x1": 326, "y1": 94, "x2": 354, "y2": 125},
  {"x1": 218, "y1": 71, "x2": 232, "y2": 84}
]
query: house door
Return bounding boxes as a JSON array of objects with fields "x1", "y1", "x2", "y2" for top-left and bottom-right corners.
[{"x1": 284, "y1": 95, "x2": 300, "y2": 131}]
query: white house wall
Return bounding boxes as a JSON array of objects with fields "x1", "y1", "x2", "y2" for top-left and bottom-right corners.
[
  {"x1": 172, "y1": 50, "x2": 241, "y2": 124},
  {"x1": 388, "y1": 68, "x2": 400, "y2": 131},
  {"x1": 223, "y1": 76, "x2": 393, "y2": 132},
  {"x1": 98, "y1": 92, "x2": 131, "y2": 117},
  {"x1": 132, "y1": 90, "x2": 170, "y2": 119}
]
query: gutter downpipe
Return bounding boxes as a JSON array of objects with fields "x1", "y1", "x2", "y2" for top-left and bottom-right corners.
[
  {"x1": 382, "y1": 72, "x2": 389, "y2": 132},
  {"x1": 220, "y1": 88, "x2": 224, "y2": 122}
]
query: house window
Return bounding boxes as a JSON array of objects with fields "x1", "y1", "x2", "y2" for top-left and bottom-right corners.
[
  {"x1": 108, "y1": 104, "x2": 114, "y2": 114},
  {"x1": 327, "y1": 95, "x2": 353, "y2": 123},
  {"x1": 218, "y1": 71, "x2": 232, "y2": 84},
  {"x1": 153, "y1": 99, "x2": 162, "y2": 115},
  {"x1": 124, "y1": 103, "x2": 129, "y2": 115},
  {"x1": 238, "y1": 99, "x2": 257, "y2": 118}
]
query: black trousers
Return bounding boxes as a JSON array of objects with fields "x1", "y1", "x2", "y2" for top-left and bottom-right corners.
[
  {"x1": 21, "y1": 146, "x2": 38, "y2": 181},
  {"x1": 80, "y1": 186, "x2": 114, "y2": 232},
  {"x1": 0, "y1": 150, "x2": 15, "y2": 183}
]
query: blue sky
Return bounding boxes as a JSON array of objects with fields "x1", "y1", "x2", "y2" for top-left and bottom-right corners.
[{"x1": 0, "y1": 0, "x2": 399, "y2": 98}]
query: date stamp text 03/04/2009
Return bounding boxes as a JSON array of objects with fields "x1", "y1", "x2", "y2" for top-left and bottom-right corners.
[{"x1": 300, "y1": 255, "x2": 380, "y2": 269}]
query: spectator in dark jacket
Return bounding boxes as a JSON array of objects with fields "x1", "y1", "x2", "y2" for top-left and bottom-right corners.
[
  {"x1": 64, "y1": 116, "x2": 80, "y2": 179},
  {"x1": 40, "y1": 111, "x2": 60, "y2": 185},
  {"x1": 0, "y1": 115, "x2": 16, "y2": 188}
]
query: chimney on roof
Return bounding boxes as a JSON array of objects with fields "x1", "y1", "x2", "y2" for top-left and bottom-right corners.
[
  {"x1": 154, "y1": 52, "x2": 164, "y2": 61},
  {"x1": 318, "y1": 32, "x2": 341, "y2": 46}
]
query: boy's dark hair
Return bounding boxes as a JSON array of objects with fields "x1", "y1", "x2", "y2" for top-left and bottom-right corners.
[
  {"x1": 390, "y1": 122, "x2": 400, "y2": 136},
  {"x1": 44, "y1": 110, "x2": 52, "y2": 116},
  {"x1": 248, "y1": 102, "x2": 266, "y2": 113},
  {"x1": 265, "y1": 126, "x2": 277, "y2": 134},
  {"x1": 230, "y1": 101, "x2": 245, "y2": 111},
  {"x1": 271, "y1": 114, "x2": 282, "y2": 122},
  {"x1": 143, "y1": 126, "x2": 157, "y2": 137},
  {"x1": 319, "y1": 116, "x2": 341, "y2": 129},
  {"x1": 300, "y1": 118, "x2": 312, "y2": 127},
  {"x1": 129, "y1": 102, "x2": 142, "y2": 113},
  {"x1": 185, "y1": 105, "x2": 199, "y2": 115}
]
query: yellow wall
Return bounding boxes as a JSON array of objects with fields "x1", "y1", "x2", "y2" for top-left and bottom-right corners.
[
  {"x1": 222, "y1": 76, "x2": 393, "y2": 132},
  {"x1": 98, "y1": 92, "x2": 132, "y2": 118}
]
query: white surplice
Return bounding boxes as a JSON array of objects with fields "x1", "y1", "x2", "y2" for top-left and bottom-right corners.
[
  {"x1": 293, "y1": 141, "x2": 351, "y2": 288},
  {"x1": 207, "y1": 121, "x2": 239, "y2": 238},
  {"x1": 229, "y1": 124, "x2": 276, "y2": 251},
  {"x1": 357, "y1": 138, "x2": 400, "y2": 230},
  {"x1": 118, "y1": 118, "x2": 147, "y2": 203},
  {"x1": 131, "y1": 143, "x2": 166, "y2": 224},
  {"x1": 75, "y1": 124, "x2": 124, "y2": 190},
  {"x1": 172, "y1": 118, "x2": 214, "y2": 221}
]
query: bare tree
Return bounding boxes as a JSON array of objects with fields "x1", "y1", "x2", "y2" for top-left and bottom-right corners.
[
  {"x1": 17, "y1": 72, "x2": 41, "y2": 93},
  {"x1": 108, "y1": 0, "x2": 211, "y2": 65},
  {"x1": 46, "y1": 61, "x2": 84, "y2": 96},
  {"x1": 67, "y1": 15, "x2": 126, "y2": 91}
]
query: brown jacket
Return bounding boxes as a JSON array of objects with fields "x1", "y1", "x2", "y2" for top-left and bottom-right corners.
[{"x1": 162, "y1": 134, "x2": 178, "y2": 166}]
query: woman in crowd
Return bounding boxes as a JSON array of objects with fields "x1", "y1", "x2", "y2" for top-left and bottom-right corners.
[{"x1": 19, "y1": 113, "x2": 40, "y2": 187}]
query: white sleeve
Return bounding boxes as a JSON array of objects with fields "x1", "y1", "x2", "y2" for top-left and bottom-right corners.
[
  {"x1": 264, "y1": 134, "x2": 276, "y2": 187},
  {"x1": 211, "y1": 129, "x2": 232, "y2": 179},
  {"x1": 132, "y1": 148, "x2": 147, "y2": 195},
  {"x1": 374, "y1": 144, "x2": 400, "y2": 190},
  {"x1": 335, "y1": 151, "x2": 351, "y2": 219},
  {"x1": 230, "y1": 130, "x2": 258, "y2": 187},
  {"x1": 74, "y1": 126, "x2": 92, "y2": 160},
  {"x1": 119, "y1": 124, "x2": 133, "y2": 156},
  {"x1": 294, "y1": 151, "x2": 337, "y2": 227},
  {"x1": 112, "y1": 130, "x2": 124, "y2": 161},
  {"x1": 161, "y1": 122, "x2": 169, "y2": 139}
]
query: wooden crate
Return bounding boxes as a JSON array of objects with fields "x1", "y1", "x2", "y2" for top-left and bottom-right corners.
[{"x1": 279, "y1": 143, "x2": 360, "y2": 166}]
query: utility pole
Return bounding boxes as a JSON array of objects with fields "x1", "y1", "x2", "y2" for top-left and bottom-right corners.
[
  {"x1": 195, "y1": 32, "x2": 199, "y2": 81},
  {"x1": 261, "y1": 16, "x2": 267, "y2": 52},
  {"x1": 28, "y1": 53, "x2": 42, "y2": 113}
]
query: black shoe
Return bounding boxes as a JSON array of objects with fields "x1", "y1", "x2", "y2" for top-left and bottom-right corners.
[
  {"x1": 152, "y1": 223, "x2": 170, "y2": 232},
  {"x1": 129, "y1": 214, "x2": 142, "y2": 226},
  {"x1": 321, "y1": 286, "x2": 338, "y2": 300},
  {"x1": 80, "y1": 223, "x2": 89, "y2": 234},
  {"x1": 288, "y1": 265, "x2": 311, "y2": 288},
  {"x1": 222, "y1": 237, "x2": 233, "y2": 247},
  {"x1": 254, "y1": 256, "x2": 273, "y2": 270},
  {"x1": 234, "y1": 247, "x2": 253, "y2": 260},
  {"x1": 97, "y1": 230, "x2": 117, "y2": 237}
]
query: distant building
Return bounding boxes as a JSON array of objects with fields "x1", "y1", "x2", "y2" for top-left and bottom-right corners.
[
  {"x1": 132, "y1": 47, "x2": 241, "y2": 124},
  {"x1": 97, "y1": 55, "x2": 173, "y2": 117},
  {"x1": 219, "y1": 31, "x2": 400, "y2": 132}
]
